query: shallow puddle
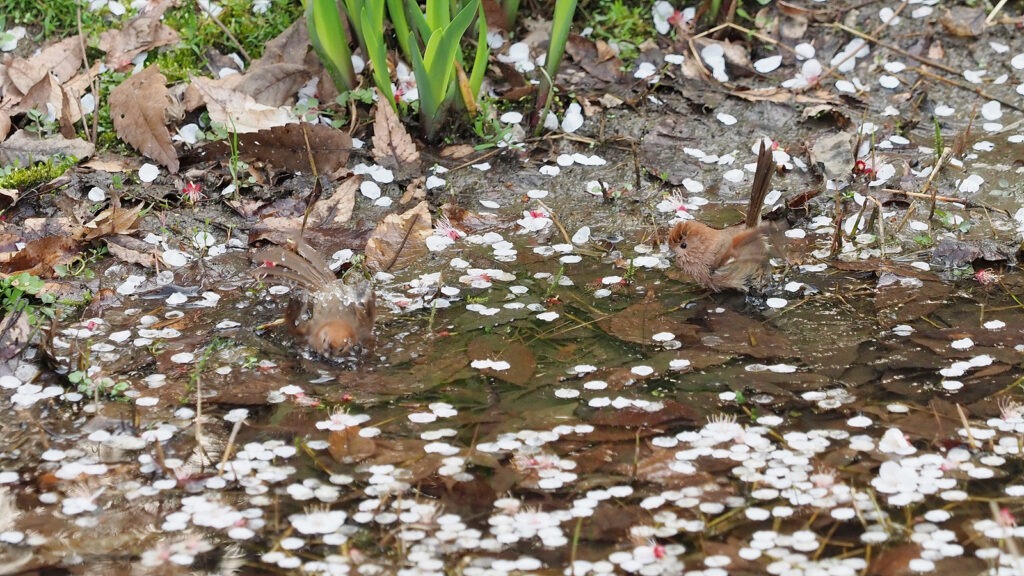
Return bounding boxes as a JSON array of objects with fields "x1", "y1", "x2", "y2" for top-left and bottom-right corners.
[{"x1": 3, "y1": 200, "x2": 1022, "y2": 574}]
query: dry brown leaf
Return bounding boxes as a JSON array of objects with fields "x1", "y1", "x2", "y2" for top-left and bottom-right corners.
[
  {"x1": 62, "y1": 62, "x2": 104, "y2": 102},
  {"x1": 0, "y1": 309, "x2": 33, "y2": 362},
  {"x1": 808, "y1": 131, "x2": 855, "y2": 177},
  {"x1": 202, "y1": 122, "x2": 351, "y2": 173},
  {"x1": 779, "y1": 11, "x2": 808, "y2": 40},
  {"x1": 401, "y1": 177, "x2": 425, "y2": 205},
  {"x1": 564, "y1": 35, "x2": 624, "y2": 85},
  {"x1": 0, "y1": 110, "x2": 11, "y2": 141},
  {"x1": 439, "y1": 144, "x2": 477, "y2": 160},
  {"x1": 58, "y1": 86, "x2": 77, "y2": 137},
  {"x1": 0, "y1": 129, "x2": 94, "y2": 166},
  {"x1": 104, "y1": 235, "x2": 159, "y2": 268},
  {"x1": 10, "y1": 74, "x2": 65, "y2": 133},
  {"x1": 190, "y1": 76, "x2": 298, "y2": 133},
  {"x1": 20, "y1": 217, "x2": 79, "y2": 244},
  {"x1": 252, "y1": 18, "x2": 311, "y2": 67},
  {"x1": 247, "y1": 180, "x2": 364, "y2": 251},
  {"x1": 246, "y1": 218, "x2": 367, "y2": 253},
  {"x1": 372, "y1": 97, "x2": 420, "y2": 178},
  {"x1": 0, "y1": 236, "x2": 81, "y2": 277},
  {"x1": 309, "y1": 176, "x2": 357, "y2": 225},
  {"x1": 702, "y1": 308, "x2": 795, "y2": 359},
  {"x1": 0, "y1": 188, "x2": 18, "y2": 211},
  {"x1": 939, "y1": 6, "x2": 987, "y2": 37},
  {"x1": 364, "y1": 200, "x2": 432, "y2": 272},
  {"x1": 181, "y1": 73, "x2": 243, "y2": 111},
  {"x1": 81, "y1": 155, "x2": 134, "y2": 172},
  {"x1": 732, "y1": 86, "x2": 841, "y2": 106},
  {"x1": 98, "y1": 2, "x2": 180, "y2": 69},
  {"x1": 109, "y1": 65, "x2": 179, "y2": 172},
  {"x1": 481, "y1": 0, "x2": 509, "y2": 30},
  {"x1": 80, "y1": 204, "x2": 144, "y2": 241},
  {"x1": 5, "y1": 37, "x2": 83, "y2": 96},
  {"x1": 235, "y1": 63, "x2": 309, "y2": 107}
]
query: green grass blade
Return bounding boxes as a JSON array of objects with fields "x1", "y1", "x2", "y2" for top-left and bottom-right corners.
[
  {"x1": 426, "y1": 0, "x2": 450, "y2": 32},
  {"x1": 423, "y1": 0, "x2": 478, "y2": 75},
  {"x1": 405, "y1": 1, "x2": 431, "y2": 43},
  {"x1": 342, "y1": 0, "x2": 366, "y2": 43},
  {"x1": 307, "y1": 0, "x2": 356, "y2": 90},
  {"x1": 468, "y1": 2, "x2": 489, "y2": 101},
  {"x1": 544, "y1": 0, "x2": 576, "y2": 83},
  {"x1": 385, "y1": 0, "x2": 412, "y2": 61},
  {"x1": 501, "y1": 0, "x2": 520, "y2": 28},
  {"x1": 408, "y1": 32, "x2": 440, "y2": 137},
  {"x1": 361, "y1": 3, "x2": 395, "y2": 108}
]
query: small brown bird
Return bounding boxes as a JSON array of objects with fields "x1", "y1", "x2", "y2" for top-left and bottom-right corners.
[
  {"x1": 252, "y1": 238, "x2": 375, "y2": 356},
  {"x1": 668, "y1": 141, "x2": 775, "y2": 292}
]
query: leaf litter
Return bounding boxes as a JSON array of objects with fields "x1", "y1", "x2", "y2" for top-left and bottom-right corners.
[{"x1": 0, "y1": 1, "x2": 1024, "y2": 575}]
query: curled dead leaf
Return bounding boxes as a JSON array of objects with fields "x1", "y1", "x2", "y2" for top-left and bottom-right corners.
[
  {"x1": 247, "y1": 176, "x2": 359, "y2": 249},
  {"x1": 0, "y1": 236, "x2": 81, "y2": 277},
  {"x1": 234, "y1": 63, "x2": 310, "y2": 107},
  {"x1": 808, "y1": 131, "x2": 855, "y2": 177},
  {"x1": 5, "y1": 37, "x2": 83, "y2": 96},
  {"x1": 98, "y1": 1, "x2": 180, "y2": 68},
  {"x1": 400, "y1": 177, "x2": 425, "y2": 205},
  {"x1": 939, "y1": 6, "x2": 987, "y2": 37},
  {"x1": 80, "y1": 204, "x2": 144, "y2": 241},
  {"x1": 0, "y1": 188, "x2": 18, "y2": 211}
]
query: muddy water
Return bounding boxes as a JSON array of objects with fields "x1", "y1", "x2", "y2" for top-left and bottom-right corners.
[{"x1": 4, "y1": 61, "x2": 1024, "y2": 576}]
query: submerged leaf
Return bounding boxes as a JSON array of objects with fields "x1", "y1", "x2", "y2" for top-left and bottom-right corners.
[
  {"x1": 467, "y1": 336, "x2": 536, "y2": 385},
  {"x1": 364, "y1": 201, "x2": 432, "y2": 272}
]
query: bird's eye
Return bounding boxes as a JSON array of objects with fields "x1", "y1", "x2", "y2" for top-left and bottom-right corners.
[{"x1": 679, "y1": 241, "x2": 687, "y2": 249}]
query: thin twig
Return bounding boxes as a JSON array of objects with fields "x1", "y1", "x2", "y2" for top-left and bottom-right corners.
[
  {"x1": 913, "y1": 67, "x2": 1024, "y2": 113},
  {"x1": 690, "y1": 22, "x2": 798, "y2": 56},
  {"x1": 810, "y1": 2, "x2": 911, "y2": 89},
  {"x1": 447, "y1": 147, "x2": 504, "y2": 172},
  {"x1": 925, "y1": 148, "x2": 952, "y2": 221},
  {"x1": 955, "y1": 404, "x2": 977, "y2": 450},
  {"x1": 883, "y1": 188, "x2": 962, "y2": 205},
  {"x1": 383, "y1": 213, "x2": 421, "y2": 272},
  {"x1": 300, "y1": 123, "x2": 321, "y2": 234},
  {"x1": 534, "y1": 199, "x2": 573, "y2": 246},
  {"x1": 987, "y1": 0, "x2": 1009, "y2": 24},
  {"x1": 833, "y1": 21, "x2": 958, "y2": 75},
  {"x1": 217, "y1": 418, "x2": 244, "y2": 474},
  {"x1": 75, "y1": 8, "x2": 93, "y2": 143},
  {"x1": 863, "y1": 194, "x2": 885, "y2": 247}
]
